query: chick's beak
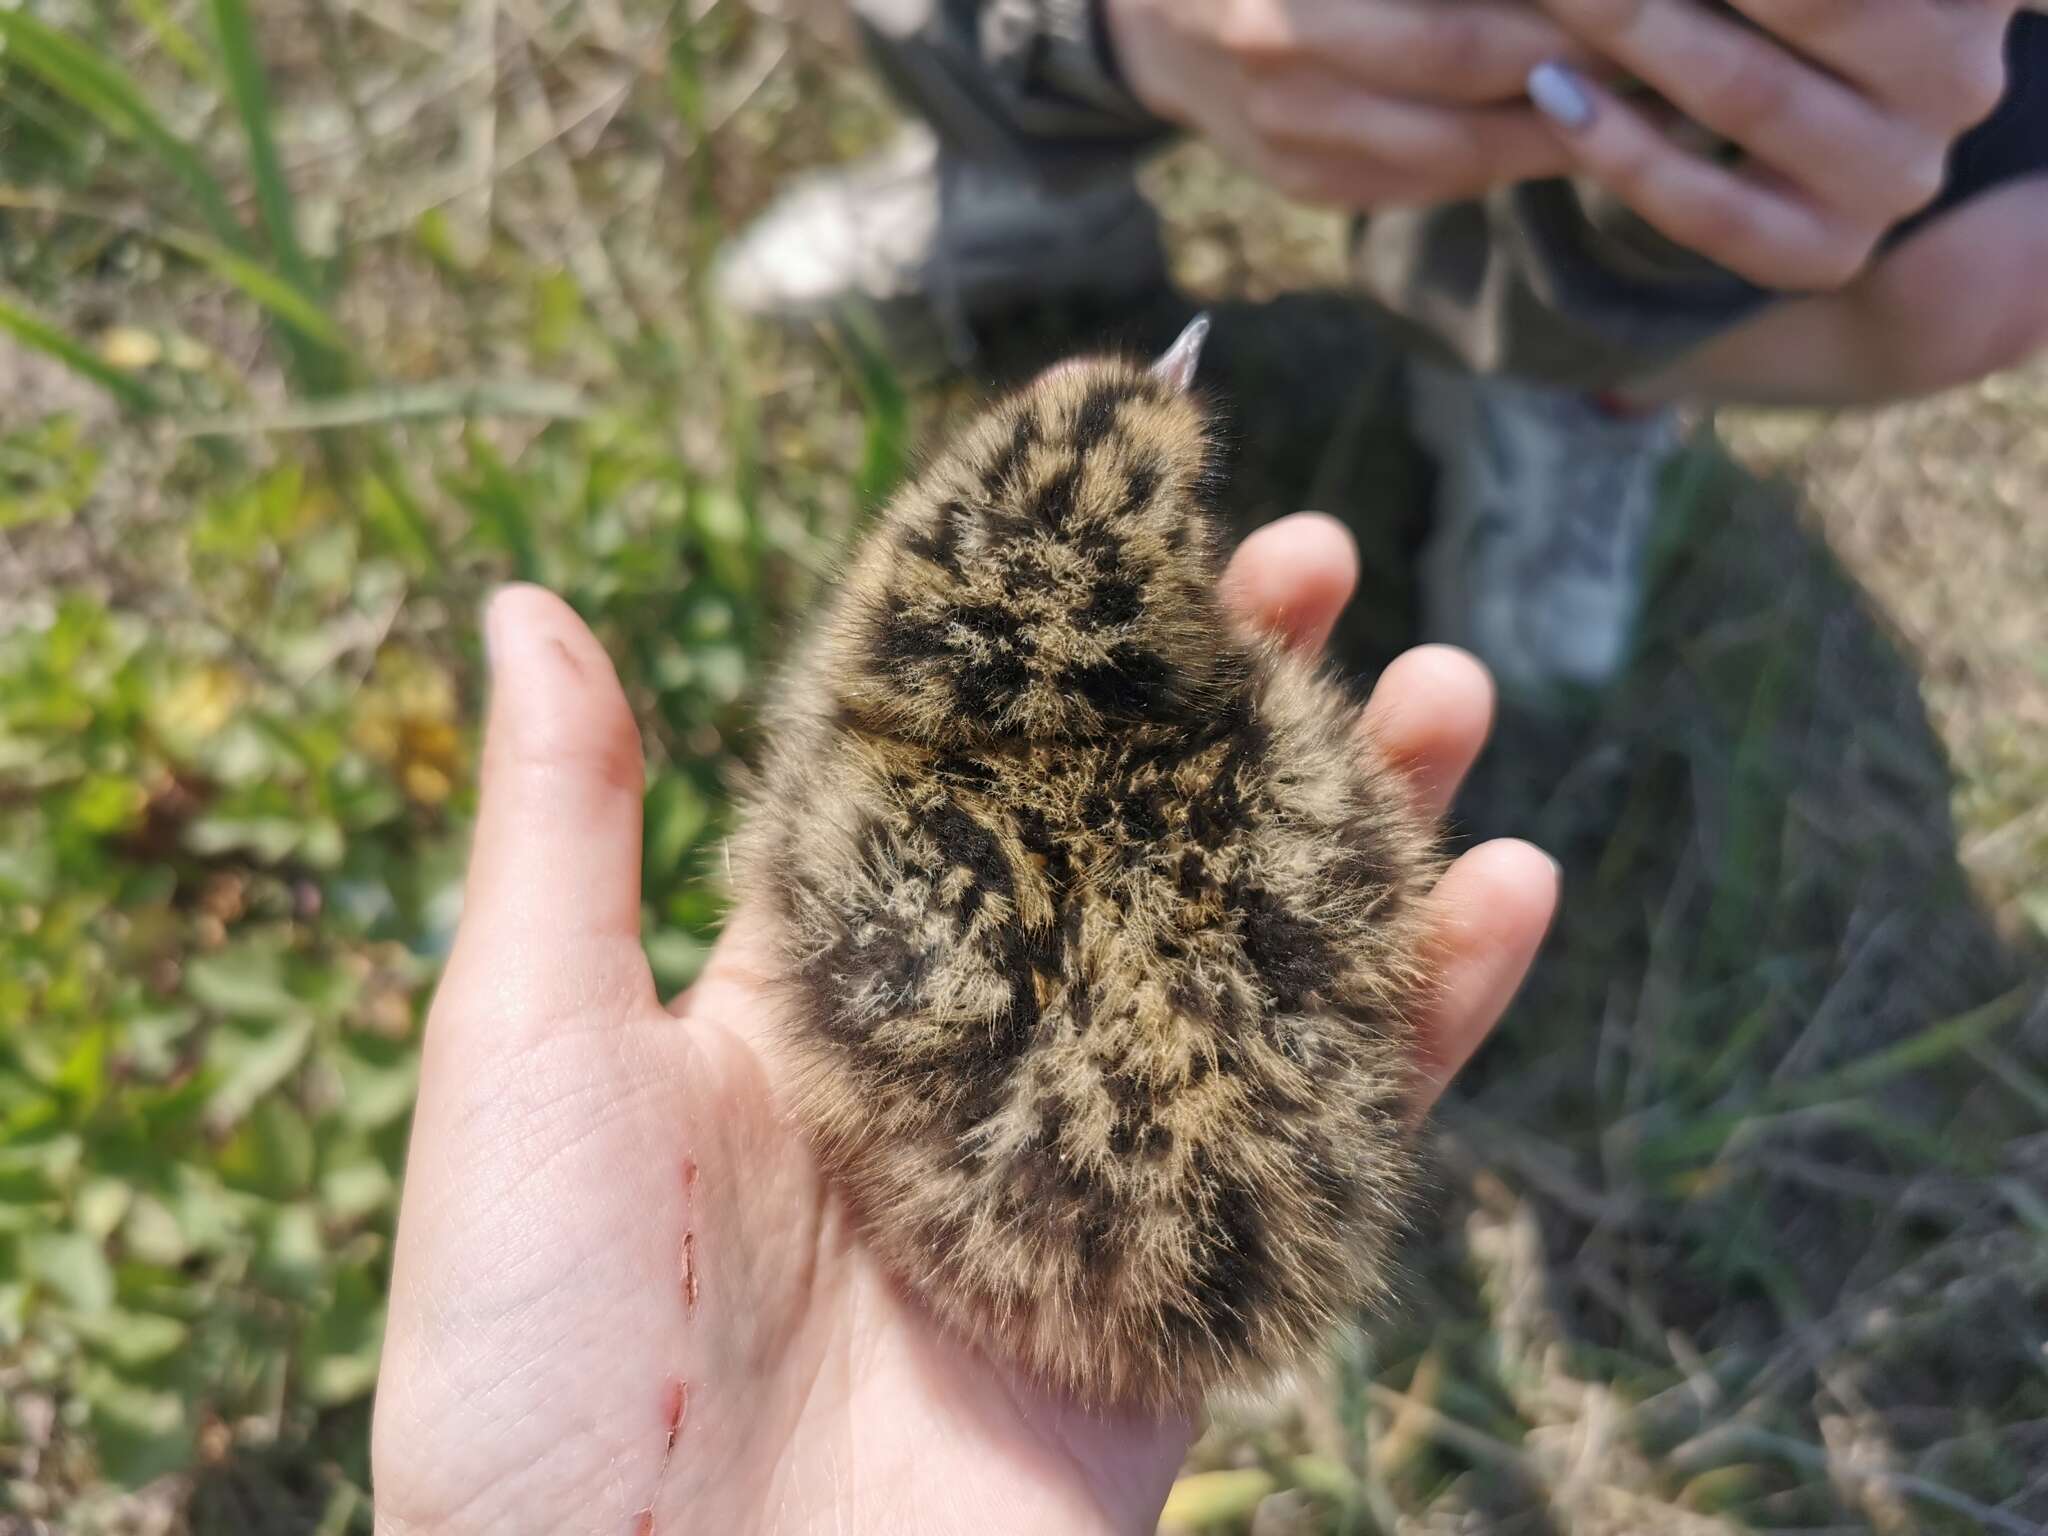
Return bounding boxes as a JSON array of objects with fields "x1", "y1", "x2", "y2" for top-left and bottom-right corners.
[{"x1": 1149, "y1": 313, "x2": 1210, "y2": 393}]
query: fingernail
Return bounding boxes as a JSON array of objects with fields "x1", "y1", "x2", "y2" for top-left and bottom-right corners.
[{"x1": 1528, "y1": 62, "x2": 1595, "y2": 131}]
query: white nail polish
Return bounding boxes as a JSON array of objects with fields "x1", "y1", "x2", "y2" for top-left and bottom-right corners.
[{"x1": 1528, "y1": 62, "x2": 1595, "y2": 131}]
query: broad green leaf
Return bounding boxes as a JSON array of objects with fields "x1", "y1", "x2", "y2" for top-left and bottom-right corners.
[
  {"x1": 157, "y1": 1167, "x2": 239, "y2": 1255},
  {"x1": 643, "y1": 774, "x2": 709, "y2": 884},
  {"x1": 254, "y1": 1201, "x2": 325, "y2": 1297},
  {"x1": 185, "y1": 945, "x2": 297, "y2": 1020},
  {"x1": 298, "y1": 1265, "x2": 383, "y2": 1406},
  {"x1": 23, "y1": 1230, "x2": 115, "y2": 1313},
  {"x1": 184, "y1": 812, "x2": 308, "y2": 863},
  {"x1": 65, "y1": 774, "x2": 147, "y2": 835},
  {"x1": 81, "y1": 1364, "x2": 193, "y2": 1487},
  {"x1": 317, "y1": 1148, "x2": 394, "y2": 1222},
  {"x1": 204, "y1": 1016, "x2": 316, "y2": 1126},
  {"x1": 329, "y1": 1035, "x2": 417, "y2": 1132},
  {"x1": 218, "y1": 1096, "x2": 315, "y2": 1198},
  {"x1": 53, "y1": 1025, "x2": 111, "y2": 1106},
  {"x1": 118, "y1": 1004, "x2": 199, "y2": 1079},
  {"x1": 75, "y1": 1177, "x2": 132, "y2": 1240},
  {"x1": 0, "y1": 1164, "x2": 61, "y2": 1205},
  {"x1": 645, "y1": 929, "x2": 707, "y2": 995},
  {"x1": 72, "y1": 1308, "x2": 188, "y2": 1368},
  {"x1": 121, "y1": 1195, "x2": 190, "y2": 1268}
]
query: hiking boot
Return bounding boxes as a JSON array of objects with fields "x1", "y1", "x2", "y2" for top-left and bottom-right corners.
[
  {"x1": 713, "y1": 123, "x2": 1167, "y2": 361},
  {"x1": 1408, "y1": 359, "x2": 1682, "y2": 705}
]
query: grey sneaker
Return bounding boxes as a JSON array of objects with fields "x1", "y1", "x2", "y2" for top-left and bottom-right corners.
[
  {"x1": 713, "y1": 123, "x2": 1166, "y2": 361},
  {"x1": 1408, "y1": 360, "x2": 1682, "y2": 704}
]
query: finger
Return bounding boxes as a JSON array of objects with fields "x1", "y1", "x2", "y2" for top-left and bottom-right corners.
[
  {"x1": 1716, "y1": 0, "x2": 2014, "y2": 128},
  {"x1": 1236, "y1": 97, "x2": 1574, "y2": 207},
  {"x1": 1219, "y1": 512, "x2": 1360, "y2": 655},
  {"x1": 1526, "y1": 63, "x2": 1875, "y2": 289},
  {"x1": 1411, "y1": 839, "x2": 1560, "y2": 1114},
  {"x1": 439, "y1": 584, "x2": 657, "y2": 1024},
  {"x1": 1239, "y1": 0, "x2": 1593, "y2": 103},
  {"x1": 1530, "y1": 0, "x2": 1941, "y2": 221},
  {"x1": 1360, "y1": 645, "x2": 1496, "y2": 820},
  {"x1": 671, "y1": 900, "x2": 782, "y2": 1024}
]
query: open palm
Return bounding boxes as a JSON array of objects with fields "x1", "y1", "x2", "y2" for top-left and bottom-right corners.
[{"x1": 371, "y1": 514, "x2": 1558, "y2": 1536}]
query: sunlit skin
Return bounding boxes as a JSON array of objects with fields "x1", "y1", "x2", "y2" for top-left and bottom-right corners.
[{"x1": 372, "y1": 514, "x2": 1557, "y2": 1536}]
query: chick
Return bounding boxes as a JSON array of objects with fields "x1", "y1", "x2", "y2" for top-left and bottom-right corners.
[{"x1": 734, "y1": 318, "x2": 1441, "y2": 1408}]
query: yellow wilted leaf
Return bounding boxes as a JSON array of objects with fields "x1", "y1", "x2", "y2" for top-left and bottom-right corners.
[
  {"x1": 99, "y1": 326, "x2": 162, "y2": 372},
  {"x1": 1157, "y1": 1468, "x2": 1275, "y2": 1532},
  {"x1": 154, "y1": 664, "x2": 244, "y2": 742},
  {"x1": 401, "y1": 757, "x2": 453, "y2": 807},
  {"x1": 354, "y1": 650, "x2": 465, "y2": 806}
]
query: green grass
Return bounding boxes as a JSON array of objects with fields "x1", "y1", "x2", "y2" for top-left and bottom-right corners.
[
  {"x1": 0, "y1": 5, "x2": 869, "y2": 1524},
  {"x1": 2, "y1": 3, "x2": 2044, "y2": 1532}
]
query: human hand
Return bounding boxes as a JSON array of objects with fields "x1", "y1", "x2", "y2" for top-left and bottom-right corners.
[
  {"x1": 1523, "y1": 0, "x2": 2019, "y2": 289},
  {"x1": 371, "y1": 514, "x2": 1558, "y2": 1536},
  {"x1": 1102, "y1": 0, "x2": 1589, "y2": 206}
]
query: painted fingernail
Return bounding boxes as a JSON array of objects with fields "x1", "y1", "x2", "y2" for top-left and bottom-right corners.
[{"x1": 1528, "y1": 62, "x2": 1595, "y2": 131}]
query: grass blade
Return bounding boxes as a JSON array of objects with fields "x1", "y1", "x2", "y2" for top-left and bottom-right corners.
[
  {"x1": 455, "y1": 430, "x2": 542, "y2": 582},
  {"x1": 0, "y1": 189, "x2": 346, "y2": 360},
  {"x1": 0, "y1": 10, "x2": 243, "y2": 251},
  {"x1": 832, "y1": 315, "x2": 909, "y2": 509},
  {"x1": 178, "y1": 379, "x2": 590, "y2": 436},
  {"x1": 0, "y1": 296, "x2": 160, "y2": 413},
  {"x1": 1784, "y1": 983, "x2": 2034, "y2": 1105},
  {"x1": 358, "y1": 458, "x2": 443, "y2": 575},
  {"x1": 1640, "y1": 985, "x2": 2035, "y2": 1171},
  {"x1": 204, "y1": 0, "x2": 315, "y2": 297},
  {"x1": 204, "y1": 0, "x2": 346, "y2": 395},
  {"x1": 158, "y1": 231, "x2": 349, "y2": 353},
  {"x1": 125, "y1": 0, "x2": 216, "y2": 84}
]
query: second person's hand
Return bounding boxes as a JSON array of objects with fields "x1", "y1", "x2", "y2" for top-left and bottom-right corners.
[
  {"x1": 1103, "y1": 0, "x2": 1588, "y2": 207},
  {"x1": 1524, "y1": 0, "x2": 2018, "y2": 289}
]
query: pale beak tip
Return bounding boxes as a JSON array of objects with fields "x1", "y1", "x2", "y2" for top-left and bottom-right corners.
[{"x1": 1149, "y1": 312, "x2": 1211, "y2": 392}]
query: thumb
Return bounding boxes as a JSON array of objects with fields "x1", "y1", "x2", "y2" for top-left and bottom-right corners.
[{"x1": 438, "y1": 584, "x2": 656, "y2": 1026}]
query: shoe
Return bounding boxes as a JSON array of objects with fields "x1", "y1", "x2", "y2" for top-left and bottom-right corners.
[
  {"x1": 1407, "y1": 359, "x2": 1682, "y2": 705},
  {"x1": 713, "y1": 123, "x2": 1167, "y2": 361}
]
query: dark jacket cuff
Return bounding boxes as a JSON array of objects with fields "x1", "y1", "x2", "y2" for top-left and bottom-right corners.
[{"x1": 979, "y1": 0, "x2": 1174, "y2": 144}]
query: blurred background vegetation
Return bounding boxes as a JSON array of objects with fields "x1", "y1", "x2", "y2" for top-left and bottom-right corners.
[{"x1": 0, "y1": 1, "x2": 2043, "y2": 1532}]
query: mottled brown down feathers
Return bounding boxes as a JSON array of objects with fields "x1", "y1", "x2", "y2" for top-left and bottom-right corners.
[{"x1": 733, "y1": 342, "x2": 1440, "y2": 1408}]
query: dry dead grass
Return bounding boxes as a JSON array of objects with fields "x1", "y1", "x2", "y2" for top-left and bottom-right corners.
[{"x1": 1720, "y1": 366, "x2": 2048, "y2": 935}]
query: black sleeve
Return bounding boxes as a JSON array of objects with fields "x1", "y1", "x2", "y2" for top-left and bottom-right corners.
[{"x1": 857, "y1": 0, "x2": 1176, "y2": 173}]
